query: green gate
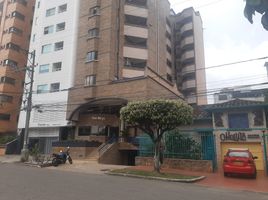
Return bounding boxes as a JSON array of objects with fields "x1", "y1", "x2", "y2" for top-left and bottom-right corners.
[
  {"x1": 262, "y1": 132, "x2": 268, "y2": 174},
  {"x1": 137, "y1": 131, "x2": 217, "y2": 170}
]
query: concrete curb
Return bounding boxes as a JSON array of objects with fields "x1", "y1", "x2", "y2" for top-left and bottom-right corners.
[{"x1": 106, "y1": 171, "x2": 206, "y2": 183}]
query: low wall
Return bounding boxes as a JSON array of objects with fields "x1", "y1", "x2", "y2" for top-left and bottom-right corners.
[
  {"x1": 52, "y1": 147, "x2": 97, "y2": 159},
  {"x1": 135, "y1": 157, "x2": 213, "y2": 173},
  {"x1": 0, "y1": 145, "x2": 5, "y2": 156}
]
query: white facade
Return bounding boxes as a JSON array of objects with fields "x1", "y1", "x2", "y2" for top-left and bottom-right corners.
[
  {"x1": 214, "y1": 88, "x2": 265, "y2": 104},
  {"x1": 18, "y1": 0, "x2": 79, "y2": 140}
]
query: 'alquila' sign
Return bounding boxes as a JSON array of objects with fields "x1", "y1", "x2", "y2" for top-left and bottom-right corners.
[{"x1": 220, "y1": 132, "x2": 246, "y2": 142}]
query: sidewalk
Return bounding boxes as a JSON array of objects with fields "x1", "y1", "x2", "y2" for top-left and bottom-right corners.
[
  {"x1": 0, "y1": 155, "x2": 21, "y2": 163},
  {"x1": 130, "y1": 165, "x2": 268, "y2": 193},
  {"x1": 47, "y1": 160, "x2": 130, "y2": 175}
]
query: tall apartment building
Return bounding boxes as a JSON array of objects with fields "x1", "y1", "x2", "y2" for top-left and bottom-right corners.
[
  {"x1": 172, "y1": 7, "x2": 207, "y2": 106},
  {"x1": 18, "y1": 0, "x2": 207, "y2": 154},
  {"x1": 18, "y1": 0, "x2": 79, "y2": 153},
  {"x1": 66, "y1": 0, "x2": 183, "y2": 142},
  {"x1": 0, "y1": 0, "x2": 35, "y2": 136}
]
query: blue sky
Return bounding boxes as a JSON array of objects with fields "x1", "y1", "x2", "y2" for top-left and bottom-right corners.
[{"x1": 169, "y1": 0, "x2": 268, "y2": 102}]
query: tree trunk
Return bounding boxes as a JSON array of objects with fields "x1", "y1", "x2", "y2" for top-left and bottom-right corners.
[{"x1": 154, "y1": 139, "x2": 161, "y2": 173}]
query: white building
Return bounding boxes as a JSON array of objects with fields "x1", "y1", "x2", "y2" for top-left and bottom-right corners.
[
  {"x1": 18, "y1": 0, "x2": 80, "y2": 153},
  {"x1": 214, "y1": 87, "x2": 266, "y2": 104}
]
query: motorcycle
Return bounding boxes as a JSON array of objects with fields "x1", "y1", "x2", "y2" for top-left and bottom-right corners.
[{"x1": 52, "y1": 147, "x2": 73, "y2": 166}]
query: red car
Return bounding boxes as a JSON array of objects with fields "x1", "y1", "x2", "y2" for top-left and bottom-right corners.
[{"x1": 223, "y1": 148, "x2": 258, "y2": 178}]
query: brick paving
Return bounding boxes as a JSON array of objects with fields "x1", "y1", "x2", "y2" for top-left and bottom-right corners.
[{"x1": 130, "y1": 165, "x2": 268, "y2": 193}]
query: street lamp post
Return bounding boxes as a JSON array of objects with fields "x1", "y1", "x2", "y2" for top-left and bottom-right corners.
[{"x1": 20, "y1": 50, "x2": 36, "y2": 162}]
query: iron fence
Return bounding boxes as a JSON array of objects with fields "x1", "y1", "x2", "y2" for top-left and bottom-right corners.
[{"x1": 137, "y1": 130, "x2": 217, "y2": 169}]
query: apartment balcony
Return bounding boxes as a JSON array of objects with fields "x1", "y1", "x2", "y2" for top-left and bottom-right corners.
[
  {"x1": 181, "y1": 50, "x2": 195, "y2": 61},
  {"x1": 124, "y1": 36, "x2": 147, "y2": 49},
  {"x1": 124, "y1": 4, "x2": 148, "y2": 18},
  {"x1": 186, "y1": 96, "x2": 197, "y2": 104},
  {"x1": 181, "y1": 36, "x2": 194, "y2": 48},
  {"x1": 181, "y1": 64, "x2": 195, "y2": 76},
  {"x1": 124, "y1": 25, "x2": 148, "y2": 38},
  {"x1": 122, "y1": 68, "x2": 145, "y2": 78},
  {"x1": 123, "y1": 46, "x2": 148, "y2": 60},
  {"x1": 181, "y1": 22, "x2": 193, "y2": 33},
  {"x1": 182, "y1": 79, "x2": 196, "y2": 90},
  {"x1": 124, "y1": 57, "x2": 147, "y2": 68},
  {"x1": 166, "y1": 39, "x2": 171, "y2": 48},
  {"x1": 125, "y1": 15, "x2": 147, "y2": 28},
  {"x1": 125, "y1": 0, "x2": 147, "y2": 8},
  {"x1": 166, "y1": 24, "x2": 171, "y2": 34}
]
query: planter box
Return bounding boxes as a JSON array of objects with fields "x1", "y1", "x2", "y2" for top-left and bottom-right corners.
[{"x1": 135, "y1": 156, "x2": 213, "y2": 173}]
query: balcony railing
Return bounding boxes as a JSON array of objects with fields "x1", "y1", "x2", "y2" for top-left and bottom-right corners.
[
  {"x1": 181, "y1": 64, "x2": 195, "y2": 76},
  {"x1": 181, "y1": 50, "x2": 195, "y2": 61},
  {"x1": 124, "y1": 4, "x2": 148, "y2": 18},
  {"x1": 181, "y1": 22, "x2": 193, "y2": 33},
  {"x1": 182, "y1": 79, "x2": 196, "y2": 90},
  {"x1": 125, "y1": 0, "x2": 147, "y2": 8}
]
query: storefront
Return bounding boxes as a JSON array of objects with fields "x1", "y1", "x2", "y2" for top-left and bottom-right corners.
[{"x1": 207, "y1": 99, "x2": 268, "y2": 171}]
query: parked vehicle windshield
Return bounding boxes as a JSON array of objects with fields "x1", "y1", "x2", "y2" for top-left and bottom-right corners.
[{"x1": 228, "y1": 151, "x2": 249, "y2": 158}]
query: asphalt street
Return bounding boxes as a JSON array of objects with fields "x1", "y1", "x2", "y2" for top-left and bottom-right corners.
[{"x1": 0, "y1": 163, "x2": 267, "y2": 200}]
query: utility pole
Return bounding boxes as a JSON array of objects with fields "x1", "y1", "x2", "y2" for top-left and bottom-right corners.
[{"x1": 21, "y1": 50, "x2": 36, "y2": 162}]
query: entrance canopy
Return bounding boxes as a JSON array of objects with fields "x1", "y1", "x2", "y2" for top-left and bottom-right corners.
[{"x1": 68, "y1": 98, "x2": 128, "y2": 121}]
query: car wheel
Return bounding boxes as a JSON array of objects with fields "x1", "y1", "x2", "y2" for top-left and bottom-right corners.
[
  {"x1": 224, "y1": 172, "x2": 228, "y2": 177},
  {"x1": 52, "y1": 158, "x2": 58, "y2": 167}
]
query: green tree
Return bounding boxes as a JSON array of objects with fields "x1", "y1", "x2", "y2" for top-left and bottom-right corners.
[
  {"x1": 120, "y1": 99, "x2": 193, "y2": 172},
  {"x1": 244, "y1": 0, "x2": 268, "y2": 30}
]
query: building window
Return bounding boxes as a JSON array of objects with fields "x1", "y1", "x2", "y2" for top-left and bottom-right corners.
[
  {"x1": 6, "y1": 42, "x2": 20, "y2": 51},
  {"x1": 3, "y1": 59, "x2": 18, "y2": 67},
  {"x1": 88, "y1": 28, "x2": 99, "y2": 38},
  {"x1": 9, "y1": 27, "x2": 23, "y2": 35},
  {"x1": 37, "y1": 84, "x2": 48, "y2": 94},
  {"x1": 0, "y1": 76, "x2": 15, "y2": 85},
  {"x1": 85, "y1": 75, "x2": 96, "y2": 86},
  {"x1": 124, "y1": 57, "x2": 146, "y2": 68},
  {"x1": 0, "y1": 113, "x2": 10, "y2": 121},
  {"x1": 166, "y1": 31, "x2": 171, "y2": 40},
  {"x1": 39, "y1": 64, "x2": 49, "y2": 73},
  {"x1": 56, "y1": 22, "x2": 65, "y2": 32},
  {"x1": 0, "y1": 94, "x2": 13, "y2": 103},
  {"x1": 54, "y1": 41, "x2": 64, "y2": 51},
  {"x1": 41, "y1": 44, "x2": 52, "y2": 54},
  {"x1": 37, "y1": 1, "x2": 40, "y2": 8},
  {"x1": 50, "y1": 82, "x2": 60, "y2": 92},
  {"x1": 11, "y1": 11, "x2": 25, "y2": 21},
  {"x1": 44, "y1": 25, "x2": 54, "y2": 35},
  {"x1": 166, "y1": 45, "x2": 172, "y2": 54},
  {"x1": 228, "y1": 113, "x2": 249, "y2": 129},
  {"x1": 125, "y1": 15, "x2": 147, "y2": 27},
  {"x1": 167, "y1": 74, "x2": 172, "y2": 82},
  {"x1": 89, "y1": 6, "x2": 100, "y2": 16},
  {"x1": 86, "y1": 51, "x2": 98, "y2": 62},
  {"x1": 78, "y1": 126, "x2": 91, "y2": 136},
  {"x1": 46, "y1": 7, "x2": 56, "y2": 17},
  {"x1": 32, "y1": 34, "x2": 36, "y2": 42},
  {"x1": 218, "y1": 94, "x2": 227, "y2": 101},
  {"x1": 166, "y1": 59, "x2": 172, "y2": 68},
  {"x1": 52, "y1": 62, "x2": 62, "y2": 72},
  {"x1": 58, "y1": 4, "x2": 67, "y2": 13}
]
